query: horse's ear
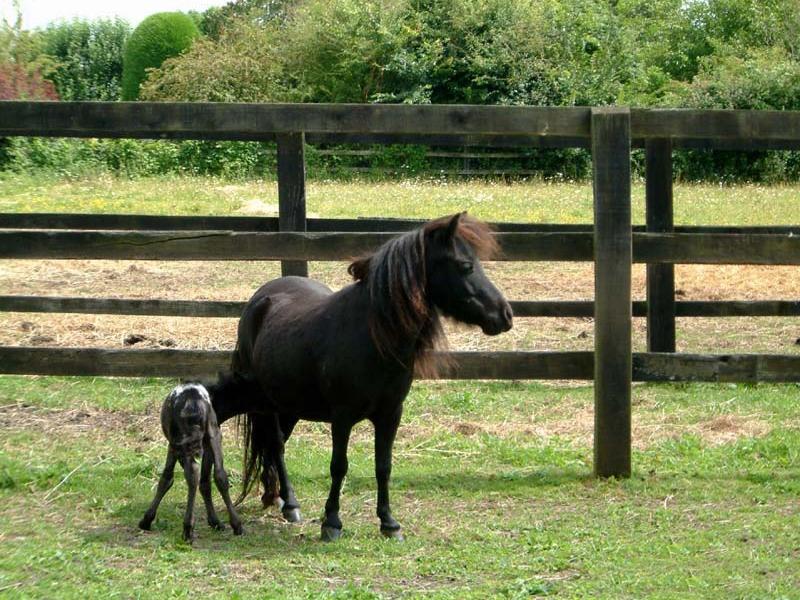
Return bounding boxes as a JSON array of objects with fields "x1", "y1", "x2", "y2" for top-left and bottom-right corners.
[
  {"x1": 444, "y1": 212, "x2": 465, "y2": 241},
  {"x1": 348, "y1": 256, "x2": 371, "y2": 281}
]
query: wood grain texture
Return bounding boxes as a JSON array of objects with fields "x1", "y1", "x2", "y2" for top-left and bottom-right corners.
[
  {"x1": 277, "y1": 132, "x2": 308, "y2": 277},
  {"x1": 0, "y1": 101, "x2": 592, "y2": 138},
  {"x1": 645, "y1": 138, "x2": 676, "y2": 352},
  {"x1": 1, "y1": 347, "x2": 797, "y2": 382},
  {"x1": 2, "y1": 296, "x2": 798, "y2": 318},
  {"x1": 592, "y1": 106, "x2": 633, "y2": 478}
]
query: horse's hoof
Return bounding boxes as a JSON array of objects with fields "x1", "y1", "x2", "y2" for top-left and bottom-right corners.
[
  {"x1": 208, "y1": 519, "x2": 225, "y2": 531},
  {"x1": 320, "y1": 525, "x2": 342, "y2": 542},
  {"x1": 381, "y1": 527, "x2": 404, "y2": 541},
  {"x1": 138, "y1": 518, "x2": 152, "y2": 531},
  {"x1": 232, "y1": 523, "x2": 245, "y2": 536},
  {"x1": 282, "y1": 507, "x2": 302, "y2": 523}
]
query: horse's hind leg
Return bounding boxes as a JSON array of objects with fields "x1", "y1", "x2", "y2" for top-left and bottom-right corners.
[
  {"x1": 139, "y1": 447, "x2": 178, "y2": 531},
  {"x1": 199, "y1": 440, "x2": 224, "y2": 531},
  {"x1": 208, "y1": 431, "x2": 244, "y2": 535},
  {"x1": 321, "y1": 420, "x2": 352, "y2": 542},
  {"x1": 180, "y1": 451, "x2": 201, "y2": 543},
  {"x1": 264, "y1": 414, "x2": 301, "y2": 523}
]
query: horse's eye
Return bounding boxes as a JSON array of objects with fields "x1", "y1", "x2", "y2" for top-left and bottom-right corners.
[{"x1": 458, "y1": 261, "x2": 474, "y2": 275}]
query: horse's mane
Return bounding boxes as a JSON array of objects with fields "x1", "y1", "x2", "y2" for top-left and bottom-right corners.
[{"x1": 347, "y1": 214, "x2": 498, "y2": 378}]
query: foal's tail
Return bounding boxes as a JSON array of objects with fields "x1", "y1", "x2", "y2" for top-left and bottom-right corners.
[{"x1": 236, "y1": 412, "x2": 280, "y2": 506}]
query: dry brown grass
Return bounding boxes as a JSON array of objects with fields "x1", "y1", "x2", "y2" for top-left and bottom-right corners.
[{"x1": 1, "y1": 258, "x2": 798, "y2": 355}]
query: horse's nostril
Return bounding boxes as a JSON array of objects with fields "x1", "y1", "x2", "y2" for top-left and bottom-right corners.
[{"x1": 503, "y1": 304, "x2": 514, "y2": 327}]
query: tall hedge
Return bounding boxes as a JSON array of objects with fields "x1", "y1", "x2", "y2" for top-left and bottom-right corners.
[
  {"x1": 121, "y1": 12, "x2": 200, "y2": 101},
  {"x1": 41, "y1": 19, "x2": 130, "y2": 101}
]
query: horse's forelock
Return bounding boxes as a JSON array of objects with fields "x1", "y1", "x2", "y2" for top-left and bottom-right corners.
[{"x1": 424, "y1": 213, "x2": 499, "y2": 260}]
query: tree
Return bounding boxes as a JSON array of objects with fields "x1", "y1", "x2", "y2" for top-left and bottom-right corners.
[{"x1": 40, "y1": 19, "x2": 130, "y2": 101}]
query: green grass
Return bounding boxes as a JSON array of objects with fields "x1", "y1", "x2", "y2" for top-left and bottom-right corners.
[
  {"x1": 0, "y1": 173, "x2": 799, "y2": 598},
  {"x1": 1, "y1": 172, "x2": 798, "y2": 226},
  {"x1": 1, "y1": 376, "x2": 799, "y2": 599}
]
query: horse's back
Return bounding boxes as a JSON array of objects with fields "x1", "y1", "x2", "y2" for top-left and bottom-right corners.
[{"x1": 233, "y1": 276, "x2": 333, "y2": 374}]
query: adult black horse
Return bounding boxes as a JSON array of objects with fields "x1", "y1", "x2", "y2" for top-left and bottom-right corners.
[{"x1": 231, "y1": 212, "x2": 512, "y2": 541}]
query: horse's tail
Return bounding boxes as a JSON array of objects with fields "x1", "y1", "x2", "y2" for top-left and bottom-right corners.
[
  {"x1": 232, "y1": 290, "x2": 278, "y2": 506},
  {"x1": 236, "y1": 411, "x2": 280, "y2": 507}
]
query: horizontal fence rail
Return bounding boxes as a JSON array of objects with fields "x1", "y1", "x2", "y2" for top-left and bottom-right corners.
[
  {"x1": 4, "y1": 102, "x2": 800, "y2": 150},
  {"x1": 2, "y1": 213, "x2": 799, "y2": 236},
  {"x1": 1, "y1": 346, "x2": 798, "y2": 382},
  {"x1": 2, "y1": 230, "x2": 799, "y2": 264},
  {"x1": 2, "y1": 296, "x2": 799, "y2": 319},
  {"x1": 0, "y1": 102, "x2": 592, "y2": 139}
]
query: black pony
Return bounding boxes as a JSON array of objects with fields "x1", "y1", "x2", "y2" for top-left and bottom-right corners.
[{"x1": 232, "y1": 213, "x2": 512, "y2": 541}]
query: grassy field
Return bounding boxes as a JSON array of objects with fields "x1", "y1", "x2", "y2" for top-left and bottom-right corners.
[{"x1": 0, "y1": 173, "x2": 799, "y2": 598}]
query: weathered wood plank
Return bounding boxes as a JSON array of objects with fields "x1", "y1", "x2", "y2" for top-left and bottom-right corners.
[
  {"x1": 2, "y1": 296, "x2": 798, "y2": 318},
  {"x1": 645, "y1": 139, "x2": 676, "y2": 352},
  {"x1": 0, "y1": 296, "x2": 246, "y2": 317},
  {"x1": 0, "y1": 230, "x2": 595, "y2": 261},
  {"x1": 633, "y1": 353, "x2": 800, "y2": 383},
  {"x1": 635, "y1": 232, "x2": 800, "y2": 265},
  {"x1": 1, "y1": 229, "x2": 798, "y2": 263},
  {"x1": 277, "y1": 132, "x2": 308, "y2": 277},
  {"x1": 632, "y1": 108, "x2": 800, "y2": 144},
  {"x1": 3, "y1": 213, "x2": 798, "y2": 236},
  {"x1": 0, "y1": 101, "x2": 592, "y2": 138},
  {"x1": 592, "y1": 106, "x2": 632, "y2": 478},
  {"x1": 1, "y1": 346, "x2": 797, "y2": 381}
]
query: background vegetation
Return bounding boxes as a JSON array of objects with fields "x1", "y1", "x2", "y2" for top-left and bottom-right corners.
[{"x1": 4, "y1": 0, "x2": 800, "y2": 180}]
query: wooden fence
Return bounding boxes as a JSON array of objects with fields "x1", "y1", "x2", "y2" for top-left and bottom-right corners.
[{"x1": 1, "y1": 101, "x2": 799, "y2": 478}]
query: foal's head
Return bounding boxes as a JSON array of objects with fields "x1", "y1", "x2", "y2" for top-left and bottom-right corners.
[{"x1": 348, "y1": 212, "x2": 512, "y2": 370}]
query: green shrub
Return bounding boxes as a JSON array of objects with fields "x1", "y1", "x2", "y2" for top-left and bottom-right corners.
[
  {"x1": 40, "y1": 18, "x2": 130, "y2": 101},
  {"x1": 121, "y1": 12, "x2": 200, "y2": 100}
]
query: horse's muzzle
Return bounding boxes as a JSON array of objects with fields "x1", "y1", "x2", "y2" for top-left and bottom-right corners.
[{"x1": 481, "y1": 302, "x2": 513, "y2": 335}]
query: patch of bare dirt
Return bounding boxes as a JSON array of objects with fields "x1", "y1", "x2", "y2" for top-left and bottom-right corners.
[
  {"x1": 692, "y1": 414, "x2": 771, "y2": 445},
  {"x1": 0, "y1": 402, "x2": 155, "y2": 440},
  {"x1": 1, "y1": 259, "x2": 798, "y2": 354}
]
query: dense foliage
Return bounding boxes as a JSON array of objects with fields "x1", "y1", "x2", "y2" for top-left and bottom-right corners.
[
  {"x1": 5, "y1": 0, "x2": 800, "y2": 180},
  {"x1": 120, "y1": 12, "x2": 200, "y2": 101},
  {"x1": 39, "y1": 19, "x2": 130, "y2": 101}
]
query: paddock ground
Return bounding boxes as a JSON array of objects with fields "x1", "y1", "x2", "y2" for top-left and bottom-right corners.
[{"x1": 0, "y1": 175, "x2": 798, "y2": 598}]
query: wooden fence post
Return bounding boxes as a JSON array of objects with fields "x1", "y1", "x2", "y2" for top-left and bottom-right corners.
[
  {"x1": 277, "y1": 132, "x2": 308, "y2": 277},
  {"x1": 645, "y1": 139, "x2": 676, "y2": 352},
  {"x1": 592, "y1": 107, "x2": 632, "y2": 478}
]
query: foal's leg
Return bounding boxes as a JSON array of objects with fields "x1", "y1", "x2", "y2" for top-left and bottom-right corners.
[
  {"x1": 208, "y1": 431, "x2": 244, "y2": 535},
  {"x1": 199, "y1": 440, "x2": 224, "y2": 531},
  {"x1": 139, "y1": 447, "x2": 178, "y2": 531},
  {"x1": 321, "y1": 420, "x2": 352, "y2": 542},
  {"x1": 180, "y1": 451, "x2": 201, "y2": 543},
  {"x1": 373, "y1": 407, "x2": 403, "y2": 540}
]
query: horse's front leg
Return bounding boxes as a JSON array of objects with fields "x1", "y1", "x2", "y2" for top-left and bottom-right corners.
[
  {"x1": 321, "y1": 419, "x2": 352, "y2": 542},
  {"x1": 373, "y1": 406, "x2": 403, "y2": 540}
]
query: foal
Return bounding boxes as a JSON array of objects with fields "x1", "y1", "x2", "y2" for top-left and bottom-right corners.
[{"x1": 139, "y1": 381, "x2": 244, "y2": 543}]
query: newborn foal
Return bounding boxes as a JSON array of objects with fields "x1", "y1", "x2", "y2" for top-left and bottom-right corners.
[{"x1": 139, "y1": 383, "x2": 243, "y2": 543}]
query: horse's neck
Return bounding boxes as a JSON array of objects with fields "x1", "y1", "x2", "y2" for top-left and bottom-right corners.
[{"x1": 352, "y1": 281, "x2": 430, "y2": 371}]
